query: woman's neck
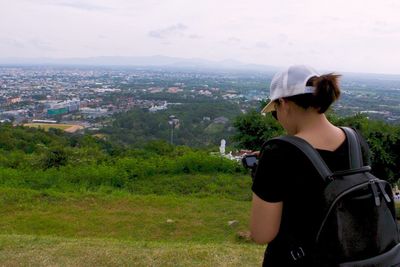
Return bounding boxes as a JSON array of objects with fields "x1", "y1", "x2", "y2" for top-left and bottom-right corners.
[
  {"x1": 294, "y1": 112, "x2": 332, "y2": 135},
  {"x1": 289, "y1": 111, "x2": 345, "y2": 151}
]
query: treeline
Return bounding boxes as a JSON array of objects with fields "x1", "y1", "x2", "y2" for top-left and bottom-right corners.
[
  {"x1": 101, "y1": 101, "x2": 241, "y2": 147},
  {"x1": 0, "y1": 107, "x2": 399, "y2": 197},
  {"x1": 0, "y1": 124, "x2": 249, "y2": 199},
  {"x1": 233, "y1": 110, "x2": 400, "y2": 184}
]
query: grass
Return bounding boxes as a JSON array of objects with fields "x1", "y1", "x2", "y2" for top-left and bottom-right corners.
[
  {"x1": 0, "y1": 169, "x2": 252, "y2": 201},
  {"x1": 24, "y1": 123, "x2": 72, "y2": 130},
  {"x1": 0, "y1": 235, "x2": 264, "y2": 266},
  {"x1": 0, "y1": 187, "x2": 397, "y2": 266},
  {"x1": 23, "y1": 123, "x2": 83, "y2": 132},
  {"x1": 0, "y1": 188, "x2": 251, "y2": 242},
  {"x1": 0, "y1": 187, "x2": 264, "y2": 266}
]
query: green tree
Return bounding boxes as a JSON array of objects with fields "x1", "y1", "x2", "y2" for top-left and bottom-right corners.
[
  {"x1": 41, "y1": 147, "x2": 69, "y2": 169},
  {"x1": 333, "y1": 114, "x2": 400, "y2": 184},
  {"x1": 233, "y1": 109, "x2": 283, "y2": 150},
  {"x1": 233, "y1": 111, "x2": 400, "y2": 184}
]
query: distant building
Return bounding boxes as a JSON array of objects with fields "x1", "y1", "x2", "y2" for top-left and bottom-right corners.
[
  {"x1": 46, "y1": 99, "x2": 80, "y2": 116},
  {"x1": 167, "y1": 87, "x2": 183, "y2": 93},
  {"x1": 222, "y1": 93, "x2": 243, "y2": 100},
  {"x1": 149, "y1": 87, "x2": 163, "y2": 94},
  {"x1": 32, "y1": 119, "x2": 57, "y2": 124},
  {"x1": 149, "y1": 101, "x2": 168, "y2": 112},
  {"x1": 47, "y1": 107, "x2": 68, "y2": 116},
  {"x1": 80, "y1": 107, "x2": 108, "y2": 118},
  {"x1": 213, "y1": 116, "x2": 229, "y2": 124},
  {"x1": 2, "y1": 109, "x2": 28, "y2": 117},
  {"x1": 198, "y1": 90, "x2": 212, "y2": 96},
  {"x1": 7, "y1": 97, "x2": 22, "y2": 105},
  {"x1": 92, "y1": 88, "x2": 121, "y2": 93}
]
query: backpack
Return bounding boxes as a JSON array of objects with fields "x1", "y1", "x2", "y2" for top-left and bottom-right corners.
[{"x1": 269, "y1": 127, "x2": 400, "y2": 267}]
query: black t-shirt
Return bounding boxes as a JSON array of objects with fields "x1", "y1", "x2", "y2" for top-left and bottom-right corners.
[{"x1": 252, "y1": 133, "x2": 370, "y2": 267}]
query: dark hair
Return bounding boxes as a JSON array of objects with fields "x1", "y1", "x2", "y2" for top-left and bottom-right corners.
[{"x1": 281, "y1": 73, "x2": 341, "y2": 113}]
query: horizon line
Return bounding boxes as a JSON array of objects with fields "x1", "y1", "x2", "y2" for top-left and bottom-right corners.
[{"x1": 0, "y1": 55, "x2": 400, "y2": 76}]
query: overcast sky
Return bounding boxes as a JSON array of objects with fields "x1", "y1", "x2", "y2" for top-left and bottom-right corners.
[{"x1": 1, "y1": 0, "x2": 400, "y2": 74}]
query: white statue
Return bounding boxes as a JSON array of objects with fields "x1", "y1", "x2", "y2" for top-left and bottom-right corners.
[{"x1": 220, "y1": 139, "x2": 226, "y2": 155}]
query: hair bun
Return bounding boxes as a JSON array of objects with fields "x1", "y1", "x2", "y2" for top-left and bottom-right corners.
[{"x1": 313, "y1": 73, "x2": 341, "y2": 113}]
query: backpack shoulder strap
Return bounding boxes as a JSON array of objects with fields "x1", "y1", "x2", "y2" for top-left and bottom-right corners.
[
  {"x1": 340, "y1": 127, "x2": 363, "y2": 169},
  {"x1": 267, "y1": 136, "x2": 333, "y2": 183}
]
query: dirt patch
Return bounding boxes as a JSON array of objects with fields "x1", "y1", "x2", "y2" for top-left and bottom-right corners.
[{"x1": 65, "y1": 125, "x2": 84, "y2": 133}]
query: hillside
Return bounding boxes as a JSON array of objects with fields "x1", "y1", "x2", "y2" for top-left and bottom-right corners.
[
  {"x1": 0, "y1": 124, "x2": 262, "y2": 265},
  {"x1": 0, "y1": 113, "x2": 400, "y2": 265},
  {"x1": 0, "y1": 188, "x2": 264, "y2": 266}
]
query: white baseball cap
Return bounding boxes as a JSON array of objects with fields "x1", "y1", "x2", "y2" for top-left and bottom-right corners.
[{"x1": 261, "y1": 65, "x2": 320, "y2": 113}]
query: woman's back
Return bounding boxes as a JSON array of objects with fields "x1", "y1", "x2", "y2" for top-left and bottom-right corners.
[
  {"x1": 253, "y1": 133, "x2": 369, "y2": 266},
  {"x1": 250, "y1": 65, "x2": 365, "y2": 266}
]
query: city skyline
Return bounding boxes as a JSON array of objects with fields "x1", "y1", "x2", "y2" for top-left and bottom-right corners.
[{"x1": 1, "y1": 0, "x2": 400, "y2": 74}]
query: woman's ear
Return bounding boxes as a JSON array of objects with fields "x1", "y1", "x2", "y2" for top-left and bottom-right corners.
[
  {"x1": 280, "y1": 98, "x2": 292, "y2": 115},
  {"x1": 279, "y1": 98, "x2": 288, "y2": 109}
]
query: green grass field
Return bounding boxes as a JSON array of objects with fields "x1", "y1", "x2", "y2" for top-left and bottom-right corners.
[
  {"x1": 0, "y1": 235, "x2": 263, "y2": 266},
  {"x1": 24, "y1": 123, "x2": 73, "y2": 130},
  {"x1": 0, "y1": 187, "x2": 264, "y2": 266},
  {"x1": 23, "y1": 123, "x2": 84, "y2": 133},
  {"x1": 0, "y1": 187, "x2": 398, "y2": 266}
]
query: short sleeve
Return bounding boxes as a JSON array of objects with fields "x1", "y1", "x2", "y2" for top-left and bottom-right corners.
[{"x1": 251, "y1": 142, "x2": 289, "y2": 203}]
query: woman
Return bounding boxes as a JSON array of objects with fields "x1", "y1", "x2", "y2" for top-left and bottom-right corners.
[{"x1": 249, "y1": 65, "x2": 369, "y2": 266}]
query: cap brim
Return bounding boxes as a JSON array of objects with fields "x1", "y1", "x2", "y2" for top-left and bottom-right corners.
[{"x1": 261, "y1": 101, "x2": 275, "y2": 114}]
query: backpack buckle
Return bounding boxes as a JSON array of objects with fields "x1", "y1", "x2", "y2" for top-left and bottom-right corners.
[{"x1": 290, "y1": 247, "x2": 305, "y2": 261}]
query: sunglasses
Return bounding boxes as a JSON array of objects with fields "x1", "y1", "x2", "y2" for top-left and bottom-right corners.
[
  {"x1": 271, "y1": 111, "x2": 278, "y2": 120},
  {"x1": 271, "y1": 101, "x2": 279, "y2": 120}
]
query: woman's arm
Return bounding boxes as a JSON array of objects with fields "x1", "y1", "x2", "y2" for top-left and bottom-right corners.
[{"x1": 250, "y1": 193, "x2": 283, "y2": 244}]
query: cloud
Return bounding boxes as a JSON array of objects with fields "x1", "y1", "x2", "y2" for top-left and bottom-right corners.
[
  {"x1": 97, "y1": 34, "x2": 108, "y2": 40},
  {"x1": 223, "y1": 37, "x2": 241, "y2": 46},
  {"x1": 29, "y1": 39, "x2": 56, "y2": 51},
  {"x1": 277, "y1": 34, "x2": 289, "y2": 42},
  {"x1": 327, "y1": 16, "x2": 341, "y2": 22},
  {"x1": 255, "y1": 42, "x2": 270, "y2": 49},
  {"x1": 0, "y1": 38, "x2": 26, "y2": 49},
  {"x1": 370, "y1": 20, "x2": 400, "y2": 34},
  {"x1": 188, "y1": 34, "x2": 202, "y2": 39},
  {"x1": 0, "y1": 38, "x2": 56, "y2": 53},
  {"x1": 148, "y1": 23, "x2": 188, "y2": 39},
  {"x1": 47, "y1": 0, "x2": 113, "y2": 12}
]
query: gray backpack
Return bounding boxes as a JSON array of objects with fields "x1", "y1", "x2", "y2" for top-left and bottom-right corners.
[{"x1": 272, "y1": 127, "x2": 400, "y2": 266}]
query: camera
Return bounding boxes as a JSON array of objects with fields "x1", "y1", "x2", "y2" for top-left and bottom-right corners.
[
  {"x1": 241, "y1": 154, "x2": 258, "y2": 169},
  {"x1": 241, "y1": 154, "x2": 258, "y2": 181}
]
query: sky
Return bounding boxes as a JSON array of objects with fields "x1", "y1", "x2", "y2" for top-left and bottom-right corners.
[{"x1": 1, "y1": 0, "x2": 400, "y2": 74}]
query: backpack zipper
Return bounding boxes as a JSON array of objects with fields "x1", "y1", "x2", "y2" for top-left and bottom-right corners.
[
  {"x1": 376, "y1": 182, "x2": 391, "y2": 203},
  {"x1": 370, "y1": 180, "x2": 381, "y2": 206}
]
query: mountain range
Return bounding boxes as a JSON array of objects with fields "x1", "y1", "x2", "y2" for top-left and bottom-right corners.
[{"x1": 0, "y1": 55, "x2": 279, "y2": 72}]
